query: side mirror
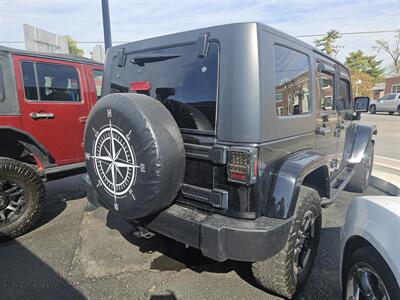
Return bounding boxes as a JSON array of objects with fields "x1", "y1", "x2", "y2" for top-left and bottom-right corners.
[{"x1": 354, "y1": 96, "x2": 370, "y2": 112}]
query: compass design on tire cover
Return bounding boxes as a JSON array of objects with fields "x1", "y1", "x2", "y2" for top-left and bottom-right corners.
[{"x1": 86, "y1": 109, "x2": 145, "y2": 211}]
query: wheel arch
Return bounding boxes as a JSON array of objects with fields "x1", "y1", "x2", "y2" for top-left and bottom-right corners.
[
  {"x1": 341, "y1": 235, "x2": 400, "y2": 290},
  {"x1": 341, "y1": 236, "x2": 373, "y2": 288},
  {"x1": 0, "y1": 126, "x2": 54, "y2": 169},
  {"x1": 346, "y1": 123, "x2": 377, "y2": 164},
  {"x1": 265, "y1": 150, "x2": 329, "y2": 219}
]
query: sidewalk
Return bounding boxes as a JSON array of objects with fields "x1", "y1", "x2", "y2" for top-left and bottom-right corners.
[{"x1": 372, "y1": 156, "x2": 400, "y2": 190}]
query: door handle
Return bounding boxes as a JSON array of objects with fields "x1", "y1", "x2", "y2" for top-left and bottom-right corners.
[
  {"x1": 30, "y1": 112, "x2": 55, "y2": 120},
  {"x1": 315, "y1": 126, "x2": 331, "y2": 135},
  {"x1": 79, "y1": 116, "x2": 88, "y2": 123}
]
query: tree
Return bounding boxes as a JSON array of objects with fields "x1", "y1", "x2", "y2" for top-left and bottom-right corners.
[
  {"x1": 373, "y1": 29, "x2": 400, "y2": 76},
  {"x1": 314, "y1": 30, "x2": 342, "y2": 57},
  {"x1": 345, "y1": 50, "x2": 384, "y2": 83},
  {"x1": 350, "y1": 71, "x2": 374, "y2": 98},
  {"x1": 64, "y1": 35, "x2": 84, "y2": 56}
]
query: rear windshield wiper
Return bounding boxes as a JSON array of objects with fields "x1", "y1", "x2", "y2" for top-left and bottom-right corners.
[{"x1": 130, "y1": 54, "x2": 181, "y2": 66}]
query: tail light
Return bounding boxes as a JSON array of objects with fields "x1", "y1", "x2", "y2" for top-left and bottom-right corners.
[
  {"x1": 130, "y1": 81, "x2": 152, "y2": 91},
  {"x1": 227, "y1": 147, "x2": 258, "y2": 185}
]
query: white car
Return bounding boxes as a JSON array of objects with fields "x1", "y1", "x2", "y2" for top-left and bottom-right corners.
[
  {"x1": 369, "y1": 93, "x2": 400, "y2": 115},
  {"x1": 341, "y1": 196, "x2": 400, "y2": 299}
]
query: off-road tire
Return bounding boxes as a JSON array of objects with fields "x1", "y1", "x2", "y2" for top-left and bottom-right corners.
[
  {"x1": 251, "y1": 186, "x2": 322, "y2": 299},
  {"x1": 342, "y1": 246, "x2": 400, "y2": 299},
  {"x1": 346, "y1": 141, "x2": 374, "y2": 193},
  {"x1": 369, "y1": 105, "x2": 376, "y2": 114},
  {"x1": 0, "y1": 158, "x2": 45, "y2": 241}
]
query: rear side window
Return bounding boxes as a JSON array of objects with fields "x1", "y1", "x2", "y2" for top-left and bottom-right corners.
[
  {"x1": 93, "y1": 70, "x2": 103, "y2": 99},
  {"x1": 316, "y1": 68, "x2": 334, "y2": 110},
  {"x1": 21, "y1": 62, "x2": 81, "y2": 102},
  {"x1": 274, "y1": 45, "x2": 311, "y2": 116},
  {"x1": 21, "y1": 62, "x2": 38, "y2": 100},
  {"x1": 381, "y1": 93, "x2": 396, "y2": 100},
  {"x1": 113, "y1": 42, "x2": 219, "y2": 131}
]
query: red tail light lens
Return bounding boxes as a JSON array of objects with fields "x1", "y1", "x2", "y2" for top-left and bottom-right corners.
[
  {"x1": 227, "y1": 148, "x2": 258, "y2": 185},
  {"x1": 130, "y1": 81, "x2": 152, "y2": 91}
]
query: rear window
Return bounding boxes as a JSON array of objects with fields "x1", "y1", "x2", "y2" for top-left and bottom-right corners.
[{"x1": 112, "y1": 42, "x2": 219, "y2": 132}]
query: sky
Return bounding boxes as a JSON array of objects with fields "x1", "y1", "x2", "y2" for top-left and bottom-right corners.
[{"x1": 0, "y1": 0, "x2": 399, "y2": 69}]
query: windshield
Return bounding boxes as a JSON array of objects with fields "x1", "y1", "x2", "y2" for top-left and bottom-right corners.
[
  {"x1": 111, "y1": 42, "x2": 219, "y2": 132},
  {"x1": 380, "y1": 94, "x2": 396, "y2": 100}
]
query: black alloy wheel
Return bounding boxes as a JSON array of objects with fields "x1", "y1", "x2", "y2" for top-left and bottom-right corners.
[
  {"x1": 0, "y1": 179, "x2": 26, "y2": 226},
  {"x1": 345, "y1": 262, "x2": 390, "y2": 300},
  {"x1": 293, "y1": 210, "x2": 317, "y2": 276}
]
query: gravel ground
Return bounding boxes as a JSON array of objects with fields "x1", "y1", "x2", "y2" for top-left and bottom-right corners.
[{"x1": 0, "y1": 174, "x2": 386, "y2": 300}]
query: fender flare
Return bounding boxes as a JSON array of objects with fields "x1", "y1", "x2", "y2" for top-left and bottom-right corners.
[
  {"x1": 346, "y1": 123, "x2": 377, "y2": 164},
  {"x1": 265, "y1": 150, "x2": 329, "y2": 219},
  {"x1": 0, "y1": 126, "x2": 54, "y2": 168}
]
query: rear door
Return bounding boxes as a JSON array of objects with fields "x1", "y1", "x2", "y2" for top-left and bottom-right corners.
[
  {"x1": 83, "y1": 64, "x2": 104, "y2": 106},
  {"x1": 384, "y1": 93, "x2": 398, "y2": 111},
  {"x1": 110, "y1": 42, "x2": 220, "y2": 190},
  {"x1": 378, "y1": 94, "x2": 395, "y2": 111},
  {"x1": 337, "y1": 73, "x2": 353, "y2": 166},
  {"x1": 315, "y1": 60, "x2": 338, "y2": 171},
  {"x1": 13, "y1": 55, "x2": 91, "y2": 165},
  {"x1": 315, "y1": 60, "x2": 346, "y2": 173}
]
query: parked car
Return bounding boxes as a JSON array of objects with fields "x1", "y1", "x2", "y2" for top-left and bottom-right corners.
[
  {"x1": 84, "y1": 22, "x2": 376, "y2": 298},
  {"x1": 369, "y1": 93, "x2": 400, "y2": 115},
  {"x1": 0, "y1": 46, "x2": 103, "y2": 241},
  {"x1": 341, "y1": 196, "x2": 400, "y2": 299}
]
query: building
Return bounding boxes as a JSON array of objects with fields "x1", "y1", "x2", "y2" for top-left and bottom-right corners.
[
  {"x1": 384, "y1": 76, "x2": 400, "y2": 94},
  {"x1": 371, "y1": 76, "x2": 400, "y2": 100}
]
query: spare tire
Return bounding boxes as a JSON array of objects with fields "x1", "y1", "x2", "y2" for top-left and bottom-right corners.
[{"x1": 84, "y1": 93, "x2": 185, "y2": 220}]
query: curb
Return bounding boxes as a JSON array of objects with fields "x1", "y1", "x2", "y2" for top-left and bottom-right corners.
[
  {"x1": 374, "y1": 155, "x2": 400, "y2": 171},
  {"x1": 369, "y1": 175, "x2": 400, "y2": 196}
]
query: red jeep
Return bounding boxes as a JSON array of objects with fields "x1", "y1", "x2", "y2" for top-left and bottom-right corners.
[{"x1": 0, "y1": 46, "x2": 103, "y2": 240}]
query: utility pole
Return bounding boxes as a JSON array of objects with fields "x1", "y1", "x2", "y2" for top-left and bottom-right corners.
[{"x1": 101, "y1": 0, "x2": 112, "y2": 50}]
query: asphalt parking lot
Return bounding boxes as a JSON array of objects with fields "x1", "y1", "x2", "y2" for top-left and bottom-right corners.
[{"x1": 0, "y1": 174, "x2": 386, "y2": 300}]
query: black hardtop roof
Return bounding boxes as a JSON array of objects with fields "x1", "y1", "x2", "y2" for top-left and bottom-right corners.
[
  {"x1": 110, "y1": 22, "x2": 347, "y2": 70},
  {"x1": 0, "y1": 45, "x2": 102, "y2": 66}
]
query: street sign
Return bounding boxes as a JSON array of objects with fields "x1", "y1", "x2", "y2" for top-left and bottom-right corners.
[
  {"x1": 91, "y1": 44, "x2": 106, "y2": 63},
  {"x1": 23, "y1": 24, "x2": 69, "y2": 54}
]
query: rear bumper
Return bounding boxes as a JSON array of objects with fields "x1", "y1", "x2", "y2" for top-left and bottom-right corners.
[
  {"x1": 85, "y1": 178, "x2": 292, "y2": 262},
  {"x1": 147, "y1": 203, "x2": 292, "y2": 262}
]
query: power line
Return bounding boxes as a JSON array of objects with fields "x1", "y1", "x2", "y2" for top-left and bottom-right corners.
[
  {"x1": 1, "y1": 29, "x2": 398, "y2": 44},
  {"x1": 296, "y1": 30, "x2": 398, "y2": 38}
]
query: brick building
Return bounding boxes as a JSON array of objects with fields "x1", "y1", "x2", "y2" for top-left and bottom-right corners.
[
  {"x1": 371, "y1": 76, "x2": 400, "y2": 100},
  {"x1": 384, "y1": 76, "x2": 400, "y2": 94}
]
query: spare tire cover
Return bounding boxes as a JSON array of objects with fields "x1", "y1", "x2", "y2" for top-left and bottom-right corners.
[{"x1": 84, "y1": 93, "x2": 185, "y2": 220}]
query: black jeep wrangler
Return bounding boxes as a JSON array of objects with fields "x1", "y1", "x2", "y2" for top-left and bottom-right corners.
[{"x1": 84, "y1": 23, "x2": 375, "y2": 298}]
